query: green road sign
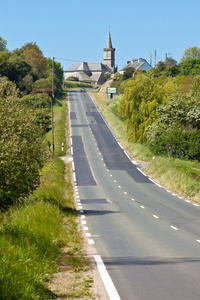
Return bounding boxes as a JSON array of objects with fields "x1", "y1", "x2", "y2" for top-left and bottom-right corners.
[{"x1": 107, "y1": 87, "x2": 117, "y2": 94}]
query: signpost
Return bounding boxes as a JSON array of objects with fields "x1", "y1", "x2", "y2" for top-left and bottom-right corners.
[
  {"x1": 107, "y1": 87, "x2": 117, "y2": 99},
  {"x1": 167, "y1": 145, "x2": 173, "y2": 157},
  {"x1": 107, "y1": 87, "x2": 117, "y2": 94}
]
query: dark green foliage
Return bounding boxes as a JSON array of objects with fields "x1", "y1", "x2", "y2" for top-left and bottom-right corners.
[
  {"x1": 180, "y1": 58, "x2": 200, "y2": 75},
  {"x1": 117, "y1": 75, "x2": 178, "y2": 143},
  {"x1": 0, "y1": 35, "x2": 7, "y2": 52},
  {"x1": 104, "y1": 72, "x2": 111, "y2": 80},
  {"x1": 165, "y1": 65, "x2": 180, "y2": 77},
  {"x1": 148, "y1": 128, "x2": 200, "y2": 161},
  {"x1": 122, "y1": 67, "x2": 134, "y2": 80},
  {"x1": 147, "y1": 94, "x2": 200, "y2": 160},
  {"x1": 0, "y1": 78, "x2": 48, "y2": 208},
  {"x1": 20, "y1": 93, "x2": 51, "y2": 132}
]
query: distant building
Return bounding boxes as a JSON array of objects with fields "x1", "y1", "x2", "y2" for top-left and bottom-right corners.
[
  {"x1": 103, "y1": 31, "x2": 117, "y2": 74},
  {"x1": 65, "y1": 31, "x2": 117, "y2": 85},
  {"x1": 120, "y1": 58, "x2": 152, "y2": 74}
]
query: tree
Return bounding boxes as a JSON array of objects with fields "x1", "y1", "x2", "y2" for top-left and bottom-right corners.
[
  {"x1": 117, "y1": 74, "x2": 178, "y2": 143},
  {"x1": 180, "y1": 58, "x2": 200, "y2": 75},
  {"x1": 165, "y1": 56, "x2": 177, "y2": 66},
  {"x1": 45, "y1": 58, "x2": 64, "y2": 91},
  {"x1": 0, "y1": 78, "x2": 47, "y2": 208},
  {"x1": 122, "y1": 67, "x2": 134, "y2": 80},
  {"x1": 181, "y1": 46, "x2": 200, "y2": 62},
  {"x1": 0, "y1": 52, "x2": 9, "y2": 77},
  {"x1": 7, "y1": 55, "x2": 31, "y2": 85},
  {"x1": 156, "y1": 61, "x2": 166, "y2": 71},
  {"x1": 0, "y1": 36, "x2": 7, "y2": 52},
  {"x1": 104, "y1": 72, "x2": 111, "y2": 80},
  {"x1": 22, "y1": 42, "x2": 47, "y2": 78}
]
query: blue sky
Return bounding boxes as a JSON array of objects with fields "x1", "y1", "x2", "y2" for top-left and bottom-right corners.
[{"x1": 1, "y1": 0, "x2": 200, "y2": 71}]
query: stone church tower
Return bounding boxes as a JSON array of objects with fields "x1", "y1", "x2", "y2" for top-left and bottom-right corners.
[{"x1": 103, "y1": 31, "x2": 117, "y2": 74}]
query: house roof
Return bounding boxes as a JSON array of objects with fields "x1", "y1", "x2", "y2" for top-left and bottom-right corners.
[
  {"x1": 65, "y1": 62, "x2": 108, "y2": 73},
  {"x1": 120, "y1": 58, "x2": 152, "y2": 71}
]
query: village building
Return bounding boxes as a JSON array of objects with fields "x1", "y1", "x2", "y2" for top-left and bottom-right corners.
[
  {"x1": 119, "y1": 58, "x2": 152, "y2": 74},
  {"x1": 64, "y1": 31, "x2": 117, "y2": 85}
]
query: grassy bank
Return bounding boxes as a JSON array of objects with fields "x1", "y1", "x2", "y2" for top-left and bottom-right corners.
[
  {"x1": 90, "y1": 91, "x2": 200, "y2": 203},
  {"x1": 0, "y1": 98, "x2": 94, "y2": 299}
]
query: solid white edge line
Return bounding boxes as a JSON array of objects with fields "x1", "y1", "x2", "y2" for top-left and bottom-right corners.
[
  {"x1": 148, "y1": 178, "x2": 162, "y2": 188},
  {"x1": 137, "y1": 167, "x2": 147, "y2": 177},
  {"x1": 94, "y1": 255, "x2": 121, "y2": 300}
]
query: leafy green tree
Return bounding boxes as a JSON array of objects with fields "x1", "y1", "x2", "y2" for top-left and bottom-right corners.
[
  {"x1": 165, "y1": 65, "x2": 180, "y2": 77},
  {"x1": 7, "y1": 55, "x2": 31, "y2": 85},
  {"x1": 0, "y1": 78, "x2": 47, "y2": 208},
  {"x1": 181, "y1": 46, "x2": 200, "y2": 62},
  {"x1": 19, "y1": 74, "x2": 34, "y2": 94},
  {"x1": 122, "y1": 67, "x2": 134, "y2": 80},
  {"x1": 45, "y1": 58, "x2": 64, "y2": 91},
  {"x1": 112, "y1": 72, "x2": 123, "y2": 82},
  {"x1": 22, "y1": 42, "x2": 47, "y2": 78},
  {"x1": 180, "y1": 58, "x2": 200, "y2": 75},
  {"x1": 147, "y1": 94, "x2": 200, "y2": 160},
  {"x1": 0, "y1": 36, "x2": 7, "y2": 52},
  {"x1": 104, "y1": 72, "x2": 111, "y2": 80},
  {"x1": 0, "y1": 52, "x2": 9, "y2": 77},
  {"x1": 156, "y1": 61, "x2": 166, "y2": 71},
  {"x1": 117, "y1": 74, "x2": 178, "y2": 143},
  {"x1": 165, "y1": 56, "x2": 177, "y2": 66}
]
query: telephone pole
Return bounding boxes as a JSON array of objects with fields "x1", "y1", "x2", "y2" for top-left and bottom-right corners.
[
  {"x1": 51, "y1": 57, "x2": 55, "y2": 155},
  {"x1": 154, "y1": 50, "x2": 157, "y2": 68}
]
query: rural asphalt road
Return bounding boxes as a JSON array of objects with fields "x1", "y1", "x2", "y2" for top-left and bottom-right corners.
[{"x1": 69, "y1": 89, "x2": 200, "y2": 300}]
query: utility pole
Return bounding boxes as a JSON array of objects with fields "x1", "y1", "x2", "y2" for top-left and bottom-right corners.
[
  {"x1": 154, "y1": 50, "x2": 157, "y2": 68},
  {"x1": 165, "y1": 52, "x2": 167, "y2": 64},
  {"x1": 150, "y1": 53, "x2": 152, "y2": 67},
  {"x1": 51, "y1": 57, "x2": 55, "y2": 155}
]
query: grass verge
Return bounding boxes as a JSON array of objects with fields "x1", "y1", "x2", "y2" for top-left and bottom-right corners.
[
  {"x1": 90, "y1": 91, "x2": 200, "y2": 203},
  {"x1": 0, "y1": 97, "x2": 94, "y2": 299}
]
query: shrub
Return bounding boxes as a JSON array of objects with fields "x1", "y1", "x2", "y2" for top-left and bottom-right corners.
[{"x1": 0, "y1": 78, "x2": 48, "y2": 208}]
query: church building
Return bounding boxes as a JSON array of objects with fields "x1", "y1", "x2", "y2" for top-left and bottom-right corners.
[{"x1": 64, "y1": 31, "x2": 116, "y2": 85}]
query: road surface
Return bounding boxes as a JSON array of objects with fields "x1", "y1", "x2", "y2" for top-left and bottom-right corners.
[{"x1": 69, "y1": 89, "x2": 200, "y2": 300}]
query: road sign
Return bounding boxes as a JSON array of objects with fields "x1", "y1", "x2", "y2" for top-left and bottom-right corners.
[
  {"x1": 167, "y1": 145, "x2": 173, "y2": 151},
  {"x1": 107, "y1": 87, "x2": 117, "y2": 94}
]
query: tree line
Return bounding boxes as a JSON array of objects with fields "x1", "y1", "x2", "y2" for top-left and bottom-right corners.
[
  {"x1": 111, "y1": 46, "x2": 200, "y2": 161},
  {"x1": 0, "y1": 35, "x2": 64, "y2": 209}
]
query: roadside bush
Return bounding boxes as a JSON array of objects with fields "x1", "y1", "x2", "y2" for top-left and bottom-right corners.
[
  {"x1": 148, "y1": 127, "x2": 200, "y2": 161},
  {"x1": 0, "y1": 78, "x2": 47, "y2": 208}
]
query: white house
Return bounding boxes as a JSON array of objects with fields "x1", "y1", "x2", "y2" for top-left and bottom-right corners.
[{"x1": 120, "y1": 58, "x2": 152, "y2": 74}]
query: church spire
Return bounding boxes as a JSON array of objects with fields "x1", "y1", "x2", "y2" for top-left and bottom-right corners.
[
  {"x1": 103, "y1": 31, "x2": 116, "y2": 74},
  {"x1": 106, "y1": 31, "x2": 113, "y2": 49}
]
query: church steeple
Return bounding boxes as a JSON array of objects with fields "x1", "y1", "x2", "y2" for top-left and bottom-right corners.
[
  {"x1": 106, "y1": 31, "x2": 113, "y2": 49},
  {"x1": 103, "y1": 31, "x2": 116, "y2": 74}
]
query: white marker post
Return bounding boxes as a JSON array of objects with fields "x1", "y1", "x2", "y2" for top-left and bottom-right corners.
[{"x1": 62, "y1": 143, "x2": 64, "y2": 151}]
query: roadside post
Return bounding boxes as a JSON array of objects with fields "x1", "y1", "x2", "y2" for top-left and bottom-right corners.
[
  {"x1": 62, "y1": 143, "x2": 64, "y2": 151},
  {"x1": 167, "y1": 145, "x2": 173, "y2": 158},
  {"x1": 107, "y1": 87, "x2": 117, "y2": 99}
]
